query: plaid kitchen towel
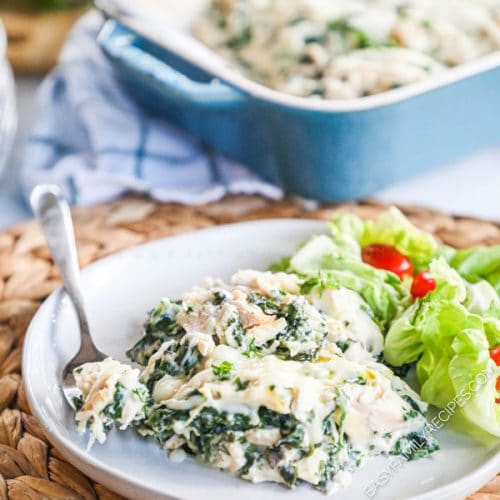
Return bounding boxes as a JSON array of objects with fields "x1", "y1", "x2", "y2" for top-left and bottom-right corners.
[{"x1": 20, "y1": 11, "x2": 282, "y2": 206}]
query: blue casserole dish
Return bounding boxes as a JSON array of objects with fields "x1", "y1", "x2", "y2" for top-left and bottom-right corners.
[{"x1": 97, "y1": 12, "x2": 500, "y2": 202}]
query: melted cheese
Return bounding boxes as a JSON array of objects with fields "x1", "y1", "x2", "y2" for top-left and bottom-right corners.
[
  {"x1": 74, "y1": 268, "x2": 434, "y2": 492},
  {"x1": 195, "y1": 0, "x2": 500, "y2": 99},
  {"x1": 158, "y1": 345, "x2": 428, "y2": 473},
  {"x1": 232, "y1": 269, "x2": 301, "y2": 295},
  {"x1": 311, "y1": 287, "x2": 384, "y2": 359},
  {"x1": 74, "y1": 358, "x2": 145, "y2": 447}
]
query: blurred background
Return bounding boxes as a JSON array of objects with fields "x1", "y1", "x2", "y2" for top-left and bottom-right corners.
[
  {"x1": 0, "y1": 0, "x2": 89, "y2": 226},
  {"x1": 1, "y1": 0, "x2": 87, "y2": 73},
  {"x1": 0, "y1": 0, "x2": 499, "y2": 231}
]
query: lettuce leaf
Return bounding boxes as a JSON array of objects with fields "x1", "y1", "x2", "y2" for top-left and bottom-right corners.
[
  {"x1": 283, "y1": 209, "x2": 446, "y2": 329},
  {"x1": 328, "y1": 212, "x2": 365, "y2": 258},
  {"x1": 426, "y1": 257, "x2": 467, "y2": 302},
  {"x1": 324, "y1": 208, "x2": 441, "y2": 270},
  {"x1": 290, "y1": 235, "x2": 339, "y2": 275},
  {"x1": 290, "y1": 235, "x2": 410, "y2": 328},
  {"x1": 417, "y1": 302, "x2": 483, "y2": 407},
  {"x1": 383, "y1": 301, "x2": 423, "y2": 366},
  {"x1": 449, "y1": 328, "x2": 500, "y2": 438},
  {"x1": 384, "y1": 258, "x2": 466, "y2": 366},
  {"x1": 385, "y1": 259, "x2": 500, "y2": 437},
  {"x1": 269, "y1": 209, "x2": 500, "y2": 437},
  {"x1": 464, "y1": 280, "x2": 500, "y2": 347},
  {"x1": 465, "y1": 281, "x2": 499, "y2": 315},
  {"x1": 360, "y1": 208, "x2": 440, "y2": 271},
  {"x1": 320, "y1": 260, "x2": 409, "y2": 329},
  {"x1": 385, "y1": 259, "x2": 495, "y2": 365},
  {"x1": 450, "y1": 246, "x2": 500, "y2": 295}
]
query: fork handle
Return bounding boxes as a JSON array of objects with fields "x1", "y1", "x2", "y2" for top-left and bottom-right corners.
[{"x1": 30, "y1": 185, "x2": 97, "y2": 355}]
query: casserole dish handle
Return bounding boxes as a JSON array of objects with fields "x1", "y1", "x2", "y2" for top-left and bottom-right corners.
[{"x1": 99, "y1": 20, "x2": 246, "y2": 109}]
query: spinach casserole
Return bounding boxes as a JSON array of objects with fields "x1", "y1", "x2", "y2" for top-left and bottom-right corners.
[
  {"x1": 73, "y1": 209, "x2": 500, "y2": 494},
  {"x1": 193, "y1": 0, "x2": 500, "y2": 99}
]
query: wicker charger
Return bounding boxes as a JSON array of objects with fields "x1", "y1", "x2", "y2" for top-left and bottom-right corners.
[{"x1": 0, "y1": 195, "x2": 498, "y2": 499}]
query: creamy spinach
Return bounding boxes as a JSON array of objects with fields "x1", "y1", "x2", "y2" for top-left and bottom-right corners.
[
  {"x1": 74, "y1": 269, "x2": 438, "y2": 493},
  {"x1": 194, "y1": 0, "x2": 500, "y2": 99}
]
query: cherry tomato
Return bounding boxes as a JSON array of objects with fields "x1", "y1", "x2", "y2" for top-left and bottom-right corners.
[
  {"x1": 491, "y1": 347, "x2": 500, "y2": 403},
  {"x1": 491, "y1": 345, "x2": 500, "y2": 366},
  {"x1": 361, "y1": 244, "x2": 414, "y2": 279},
  {"x1": 410, "y1": 270, "x2": 437, "y2": 299}
]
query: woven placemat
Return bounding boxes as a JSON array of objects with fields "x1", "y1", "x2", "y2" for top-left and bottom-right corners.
[{"x1": 0, "y1": 195, "x2": 498, "y2": 499}]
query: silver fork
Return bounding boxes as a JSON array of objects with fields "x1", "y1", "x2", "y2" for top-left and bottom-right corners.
[{"x1": 30, "y1": 185, "x2": 107, "y2": 408}]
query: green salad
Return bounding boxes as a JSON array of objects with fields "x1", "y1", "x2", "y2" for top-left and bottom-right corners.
[
  {"x1": 277, "y1": 208, "x2": 500, "y2": 438},
  {"x1": 72, "y1": 208, "x2": 499, "y2": 494}
]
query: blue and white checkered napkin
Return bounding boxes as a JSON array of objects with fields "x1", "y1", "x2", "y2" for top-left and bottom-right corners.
[{"x1": 20, "y1": 11, "x2": 282, "y2": 206}]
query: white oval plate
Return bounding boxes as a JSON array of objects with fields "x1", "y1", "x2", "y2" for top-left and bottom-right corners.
[{"x1": 23, "y1": 220, "x2": 499, "y2": 500}]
